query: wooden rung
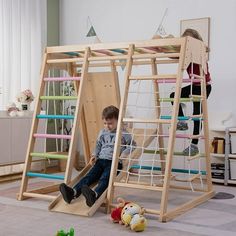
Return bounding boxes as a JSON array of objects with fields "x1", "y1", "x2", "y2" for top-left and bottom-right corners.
[
  {"x1": 132, "y1": 53, "x2": 180, "y2": 60},
  {"x1": 44, "y1": 77, "x2": 81, "y2": 81},
  {"x1": 145, "y1": 208, "x2": 161, "y2": 215},
  {"x1": 129, "y1": 74, "x2": 177, "y2": 80},
  {"x1": 88, "y1": 55, "x2": 127, "y2": 62},
  {"x1": 137, "y1": 47, "x2": 158, "y2": 54},
  {"x1": 33, "y1": 133, "x2": 71, "y2": 139},
  {"x1": 190, "y1": 74, "x2": 205, "y2": 79},
  {"x1": 22, "y1": 192, "x2": 56, "y2": 201},
  {"x1": 188, "y1": 173, "x2": 201, "y2": 182},
  {"x1": 113, "y1": 182, "x2": 163, "y2": 191},
  {"x1": 30, "y1": 152, "x2": 68, "y2": 159},
  {"x1": 187, "y1": 153, "x2": 201, "y2": 161},
  {"x1": 123, "y1": 118, "x2": 171, "y2": 124},
  {"x1": 47, "y1": 58, "x2": 84, "y2": 63},
  {"x1": 190, "y1": 114, "x2": 203, "y2": 119},
  {"x1": 40, "y1": 96, "x2": 77, "y2": 100},
  {"x1": 73, "y1": 59, "x2": 179, "y2": 68},
  {"x1": 174, "y1": 173, "x2": 201, "y2": 182}
]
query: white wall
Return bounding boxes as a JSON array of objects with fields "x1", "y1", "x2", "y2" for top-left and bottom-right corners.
[{"x1": 59, "y1": 0, "x2": 236, "y2": 127}]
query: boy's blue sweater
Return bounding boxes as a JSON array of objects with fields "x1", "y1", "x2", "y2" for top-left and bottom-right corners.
[{"x1": 93, "y1": 128, "x2": 136, "y2": 160}]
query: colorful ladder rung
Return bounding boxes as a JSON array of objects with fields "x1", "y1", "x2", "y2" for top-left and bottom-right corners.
[
  {"x1": 30, "y1": 152, "x2": 68, "y2": 159},
  {"x1": 44, "y1": 77, "x2": 81, "y2": 81},
  {"x1": 159, "y1": 98, "x2": 201, "y2": 102},
  {"x1": 143, "y1": 149, "x2": 204, "y2": 157},
  {"x1": 64, "y1": 52, "x2": 80, "y2": 56},
  {"x1": 26, "y1": 172, "x2": 65, "y2": 180},
  {"x1": 161, "y1": 134, "x2": 204, "y2": 139},
  {"x1": 160, "y1": 116, "x2": 203, "y2": 121},
  {"x1": 33, "y1": 133, "x2": 71, "y2": 139},
  {"x1": 111, "y1": 49, "x2": 126, "y2": 54},
  {"x1": 36, "y1": 114, "x2": 74, "y2": 119},
  {"x1": 40, "y1": 96, "x2": 77, "y2": 100},
  {"x1": 130, "y1": 165, "x2": 206, "y2": 175}
]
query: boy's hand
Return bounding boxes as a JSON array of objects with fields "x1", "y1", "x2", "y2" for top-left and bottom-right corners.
[{"x1": 89, "y1": 156, "x2": 96, "y2": 166}]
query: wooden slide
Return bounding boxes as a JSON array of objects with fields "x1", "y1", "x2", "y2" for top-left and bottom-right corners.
[{"x1": 49, "y1": 128, "x2": 157, "y2": 216}]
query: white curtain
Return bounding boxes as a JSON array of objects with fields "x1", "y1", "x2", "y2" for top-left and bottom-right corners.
[{"x1": 0, "y1": 0, "x2": 47, "y2": 110}]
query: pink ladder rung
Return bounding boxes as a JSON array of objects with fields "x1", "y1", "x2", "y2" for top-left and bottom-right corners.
[
  {"x1": 157, "y1": 78, "x2": 202, "y2": 84},
  {"x1": 44, "y1": 77, "x2": 81, "y2": 82},
  {"x1": 33, "y1": 133, "x2": 72, "y2": 139}
]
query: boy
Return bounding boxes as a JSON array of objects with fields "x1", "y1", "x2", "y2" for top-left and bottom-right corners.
[{"x1": 59, "y1": 105, "x2": 136, "y2": 207}]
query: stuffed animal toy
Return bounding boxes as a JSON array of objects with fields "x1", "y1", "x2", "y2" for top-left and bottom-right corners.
[
  {"x1": 130, "y1": 214, "x2": 147, "y2": 232},
  {"x1": 6, "y1": 102, "x2": 24, "y2": 117},
  {"x1": 121, "y1": 202, "x2": 147, "y2": 232},
  {"x1": 111, "y1": 197, "x2": 129, "y2": 224}
]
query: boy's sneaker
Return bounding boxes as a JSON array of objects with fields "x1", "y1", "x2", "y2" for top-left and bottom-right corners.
[
  {"x1": 183, "y1": 143, "x2": 199, "y2": 156},
  {"x1": 177, "y1": 121, "x2": 188, "y2": 131},
  {"x1": 81, "y1": 185, "x2": 97, "y2": 207},
  {"x1": 59, "y1": 183, "x2": 74, "y2": 204}
]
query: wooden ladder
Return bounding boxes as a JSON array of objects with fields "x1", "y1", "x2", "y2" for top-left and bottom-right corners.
[
  {"x1": 107, "y1": 41, "x2": 213, "y2": 222},
  {"x1": 18, "y1": 48, "x2": 91, "y2": 201}
]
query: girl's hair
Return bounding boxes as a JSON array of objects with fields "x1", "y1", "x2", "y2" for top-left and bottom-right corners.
[
  {"x1": 182, "y1": 28, "x2": 209, "y2": 52},
  {"x1": 182, "y1": 28, "x2": 203, "y2": 41},
  {"x1": 102, "y1": 105, "x2": 119, "y2": 120}
]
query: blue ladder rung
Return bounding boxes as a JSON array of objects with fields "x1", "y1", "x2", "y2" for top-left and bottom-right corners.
[
  {"x1": 64, "y1": 52, "x2": 79, "y2": 56},
  {"x1": 111, "y1": 49, "x2": 126, "y2": 54},
  {"x1": 160, "y1": 116, "x2": 203, "y2": 121},
  {"x1": 26, "y1": 172, "x2": 65, "y2": 180},
  {"x1": 36, "y1": 114, "x2": 74, "y2": 119},
  {"x1": 130, "y1": 165, "x2": 206, "y2": 175}
]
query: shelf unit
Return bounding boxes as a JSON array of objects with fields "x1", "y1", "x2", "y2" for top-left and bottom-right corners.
[{"x1": 210, "y1": 127, "x2": 236, "y2": 185}]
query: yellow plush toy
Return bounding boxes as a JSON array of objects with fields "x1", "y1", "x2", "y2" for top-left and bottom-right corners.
[{"x1": 121, "y1": 202, "x2": 147, "y2": 232}]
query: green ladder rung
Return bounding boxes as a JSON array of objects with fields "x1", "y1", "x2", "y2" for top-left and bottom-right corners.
[
  {"x1": 159, "y1": 98, "x2": 201, "y2": 102},
  {"x1": 143, "y1": 149, "x2": 204, "y2": 157},
  {"x1": 30, "y1": 152, "x2": 68, "y2": 159},
  {"x1": 130, "y1": 165, "x2": 206, "y2": 175},
  {"x1": 26, "y1": 172, "x2": 65, "y2": 180},
  {"x1": 40, "y1": 96, "x2": 77, "y2": 100}
]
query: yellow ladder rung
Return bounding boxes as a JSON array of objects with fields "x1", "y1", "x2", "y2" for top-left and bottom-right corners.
[
  {"x1": 129, "y1": 74, "x2": 177, "y2": 80},
  {"x1": 123, "y1": 118, "x2": 171, "y2": 124}
]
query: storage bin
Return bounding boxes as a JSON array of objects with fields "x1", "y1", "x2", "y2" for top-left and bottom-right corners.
[
  {"x1": 230, "y1": 134, "x2": 236, "y2": 154},
  {"x1": 229, "y1": 159, "x2": 236, "y2": 179}
]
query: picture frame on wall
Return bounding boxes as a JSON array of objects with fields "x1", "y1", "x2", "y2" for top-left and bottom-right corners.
[{"x1": 180, "y1": 17, "x2": 210, "y2": 59}]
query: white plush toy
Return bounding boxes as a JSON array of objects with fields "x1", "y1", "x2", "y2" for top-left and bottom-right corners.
[{"x1": 6, "y1": 102, "x2": 24, "y2": 117}]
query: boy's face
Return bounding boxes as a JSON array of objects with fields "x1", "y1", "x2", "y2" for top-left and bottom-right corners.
[{"x1": 103, "y1": 118, "x2": 118, "y2": 131}]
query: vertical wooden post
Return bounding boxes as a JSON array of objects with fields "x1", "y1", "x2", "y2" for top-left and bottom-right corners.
[
  {"x1": 200, "y1": 52, "x2": 213, "y2": 192},
  {"x1": 64, "y1": 48, "x2": 90, "y2": 183},
  {"x1": 107, "y1": 45, "x2": 134, "y2": 212},
  {"x1": 18, "y1": 51, "x2": 49, "y2": 200},
  {"x1": 159, "y1": 39, "x2": 186, "y2": 221}
]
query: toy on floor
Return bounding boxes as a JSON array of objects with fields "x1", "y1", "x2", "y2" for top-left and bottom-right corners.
[
  {"x1": 56, "y1": 227, "x2": 74, "y2": 236},
  {"x1": 111, "y1": 198, "x2": 147, "y2": 232},
  {"x1": 111, "y1": 197, "x2": 129, "y2": 223},
  {"x1": 121, "y1": 202, "x2": 147, "y2": 232}
]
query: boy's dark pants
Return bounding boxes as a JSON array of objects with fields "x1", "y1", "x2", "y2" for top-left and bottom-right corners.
[{"x1": 73, "y1": 159, "x2": 122, "y2": 198}]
